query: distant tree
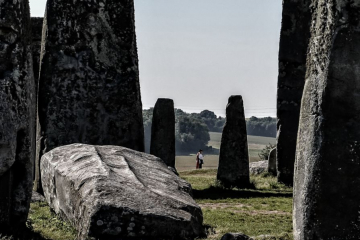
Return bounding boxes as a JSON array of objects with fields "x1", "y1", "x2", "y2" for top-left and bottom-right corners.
[
  {"x1": 258, "y1": 143, "x2": 276, "y2": 160},
  {"x1": 142, "y1": 108, "x2": 153, "y2": 153},
  {"x1": 246, "y1": 116, "x2": 276, "y2": 138}
]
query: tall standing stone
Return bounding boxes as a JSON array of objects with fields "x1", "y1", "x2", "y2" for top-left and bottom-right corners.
[
  {"x1": 31, "y1": 17, "x2": 43, "y2": 84},
  {"x1": 294, "y1": 1, "x2": 360, "y2": 238},
  {"x1": 0, "y1": 0, "x2": 36, "y2": 231},
  {"x1": 35, "y1": 0, "x2": 144, "y2": 192},
  {"x1": 268, "y1": 148, "x2": 276, "y2": 176},
  {"x1": 276, "y1": 0, "x2": 312, "y2": 185},
  {"x1": 150, "y1": 98, "x2": 175, "y2": 168},
  {"x1": 217, "y1": 96, "x2": 249, "y2": 188}
]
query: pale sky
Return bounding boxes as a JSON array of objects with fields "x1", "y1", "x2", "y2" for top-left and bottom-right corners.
[{"x1": 29, "y1": 0, "x2": 282, "y2": 117}]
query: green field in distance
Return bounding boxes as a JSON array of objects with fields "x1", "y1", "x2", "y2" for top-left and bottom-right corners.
[{"x1": 175, "y1": 132, "x2": 276, "y2": 172}]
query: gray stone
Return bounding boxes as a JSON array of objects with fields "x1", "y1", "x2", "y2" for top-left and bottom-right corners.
[
  {"x1": 249, "y1": 161, "x2": 267, "y2": 175},
  {"x1": 150, "y1": 98, "x2": 175, "y2": 168},
  {"x1": 31, "y1": 191, "x2": 45, "y2": 203},
  {"x1": 220, "y1": 233, "x2": 253, "y2": 240},
  {"x1": 294, "y1": 1, "x2": 360, "y2": 239},
  {"x1": 268, "y1": 148, "x2": 276, "y2": 176},
  {"x1": 31, "y1": 17, "x2": 43, "y2": 84},
  {"x1": 0, "y1": 0, "x2": 36, "y2": 231},
  {"x1": 41, "y1": 144, "x2": 204, "y2": 240},
  {"x1": 217, "y1": 96, "x2": 250, "y2": 188},
  {"x1": 276, "y1": 0, "x2": 312, "y2": 186},
  {"x1": 35, "y1": 0, "x2": 144, "y2": 193}
]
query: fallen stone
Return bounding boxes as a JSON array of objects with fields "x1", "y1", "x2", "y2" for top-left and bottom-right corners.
[
  {"x1": 220, "y1": 233, "x2": 253, "y2": 240},
  {"x1": 35, "y1": 0, "x2": 144, "y2": 193},
  {"x1": 150, "y1": 98, "x2": 176, "y2": 168},
  {"x1": 31, "y1": 192, "x2": 45, "y2": 203},
  {"x1": 0, "y1": 0, "x2": 36, "y2": 232},
  {"x1": 41, "y1": 144, "x2": 204, "y2": 240},
  {"x1": 294, "y1": 1, "x2": 360, "y2": 239},
  {"x1": 249, "y1": 161, "x2": 268, "y2": 175},
  {"x1": 267, "y1": 148, "x2": 276, "y2": 176},
  {"x1": 276, "y1": 0, "x2": 312, "y2": 186},
  {"x1": 217, "y1": 96, "x2": 250, "y2": 188}
]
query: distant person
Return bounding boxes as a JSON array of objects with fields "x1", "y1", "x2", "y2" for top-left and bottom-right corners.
[{"x1": 196, "y1": 150, "x2": 204, "y2": 169}]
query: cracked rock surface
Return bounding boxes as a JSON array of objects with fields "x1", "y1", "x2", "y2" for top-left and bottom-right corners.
[
  {"x1": 35, "y1": 0, "x2": 144, "y2": 192},
  {"x1": 276, "y1": 0, "x2": 312, "y2": 186},
  {"x1": 41, "y1": 144, "x2": 204, "y2": 240},
  {"x1": 0, "y1": 0, "x2": 36, "y2": 231},
  {"x1": 294, "y1": 0, "x2": 360, "y2": 239}
]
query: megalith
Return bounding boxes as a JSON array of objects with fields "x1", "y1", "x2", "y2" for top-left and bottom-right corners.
[
  {"x1": 150, "y1": 98, "x2": 175, "y2": 168},
  {"x1": 276, "y1": 0, "x2": 312, "y2": 185},
  {"x1": 31, "y1": 17, "x2": 43, "y2": 84},
  {"x1": 41, "y1": 144, "x2": 204, "y2": 240},
  {"x1": 217, "y1": 96, "x2": 249, "y2": 188},
  {"x1": 294, "y1": 1, "x2": 360, "y2": 239},
  {"x1": 0, "y1": 0, "x2": 36, "y2": 232},
  {"x1": 268, "y1": 148, "x2": 276, "y2": 176},
  {"x1": 35, "y1": 0, "x2": 144, "y2": 192}
]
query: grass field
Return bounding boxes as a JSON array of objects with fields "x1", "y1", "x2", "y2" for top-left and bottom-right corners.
[
  {"x1": 180, "y1": 169, "x2": 293, "y2": 240},
  {"x1": 176, "y1": 132, "x2": 276, "y2": 172}
]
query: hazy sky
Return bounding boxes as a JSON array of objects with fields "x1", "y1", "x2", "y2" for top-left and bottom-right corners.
[{"x1": 29, "y1": 0, "x2": 282, "y2": 117}]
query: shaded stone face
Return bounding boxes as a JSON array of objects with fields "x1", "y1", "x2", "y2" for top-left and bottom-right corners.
[
  {"x1": 0, "y1": 0, "x2": 36, "y2": 232},
  {"x1": 150, "y1": 98, "x2": 175, "y2": 168},
  {"x1": 217, "y1": 96, "x2": 249, "y2": 188},
  {"x1": 294, "y1": 1, "x2": 360, "y2": 239},
  {"x1": 268, "y1": 148, "x2": 276, "y2": 176},
  {"x1": 41, "y1": 144, "x2": 205, "y2": 240},
  {"x1": 31, "y1": 17, "x2": 43, "y2": 84},
  {"x1": 276, "y1": 0, "x2": 312, "y2": 186},
  {"x1": 35, "y1": 0, "x2": 144, "y2": 192}
]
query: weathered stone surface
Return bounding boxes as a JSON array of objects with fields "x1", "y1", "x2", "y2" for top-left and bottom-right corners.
[
  {"x1": 268, "y1": 148, "x2": 276, "y2": 176},
  {"x1": 150, "y1": 98, "x2": 175, "y2": 168},
  {"x1": 0, "y1": 0, "x2": 36, "y2": 231},
  {"x1": 294, "y1": 1, "x2": 360, "y2": 239},
  {"x1": 41, "y1": 144, "x2": 204, "y2": 240},
  {"x1": 31, "y1": 191, "x2": 45, "y2": 203},
  {"x1": 35, "y1": 0, "x2": 144, "y2": 192},
  {"x1": 276, "y1": 0, "x2": 312, "y2": 185},
  {"x1": 31, "y1": 17, "x2": 43, "y2": 83},
  {"x1": 249, "y1": 161, "x2": 267, "y2": 175},
  {"x1": 220, "y1": 233, "x2": 253, "y2": 240},
  {"x1": 217, "y1": 96, "x2": 250, "y2": 188}
]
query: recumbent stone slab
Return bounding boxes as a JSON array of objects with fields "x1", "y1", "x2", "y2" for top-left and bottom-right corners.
[
  {"x1": 294, "y1": 1, "x2": 360, "y2": 239},
  {"x1": 41, "y1": 144, "x2": 204, "y2": 240},
  {"x1": 35, "y1": 0, "x2": 144, "y2": 192},
  {"x1": 0, "y1": 0, "x2": 36, "y2": 232},
  {"x1": 217, "y1": 96, "x2": 250, "y2": 188},
  {"x1": 150, "y1": 98, "x2": 175, "y2": 168},
  {"x1": 276, "y1": 0, "x2": 312, "y2": 186}
]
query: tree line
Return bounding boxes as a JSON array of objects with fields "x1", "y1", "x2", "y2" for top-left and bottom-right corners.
[{"x1": 143, "y1": 108, "x2": 276, "y2": 154}]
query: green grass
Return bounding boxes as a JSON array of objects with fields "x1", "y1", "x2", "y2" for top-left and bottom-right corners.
[
  {"x1": 27, "y1": 202, "x2": 77, "y2": 240},
  {"x1": 180, "y1": 169, "x2": 293, "y2": 240}
]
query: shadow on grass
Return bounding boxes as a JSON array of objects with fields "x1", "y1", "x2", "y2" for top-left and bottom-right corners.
[
  {"x1": 0, "y1": 227, "x2": 47, "y2": 240},
  {"x1": 193, "y1": 186, "x2": 293, "y2": 200}
]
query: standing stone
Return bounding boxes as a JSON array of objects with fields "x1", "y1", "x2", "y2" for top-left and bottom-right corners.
[
  {"x1": 150, "y1": 98, "x2": 175, "y2": 168},
  {"x1": 35, "y1": 0, "x2": 144, "y2": 192},
  {"x1": 294, "y1": 1, "x2": 360, "y2": 239},
  {"x1": 31, "y1": 17, "x2": 43, "y2": 84},
  {"x1": 276, "y1": 0, "x2": 312, "y2": 185},
  {"x1": 217, "y1": 96, "x2": 249, "y2": 188},
  {"x1": 0, "y1": 0, "x2": 36, "y2": 232},
  {"x1": 268, "y1": 148, "x2": 276, "y2": 176}
]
